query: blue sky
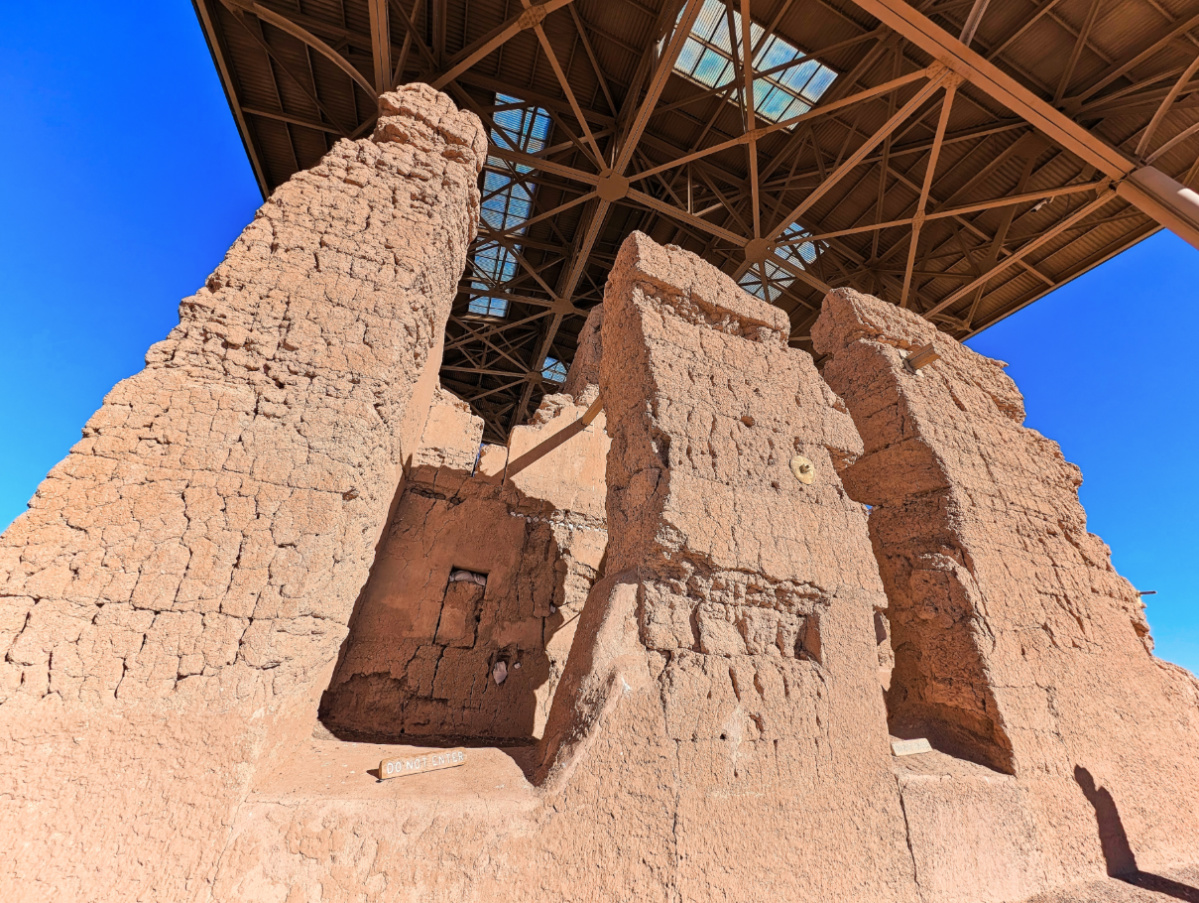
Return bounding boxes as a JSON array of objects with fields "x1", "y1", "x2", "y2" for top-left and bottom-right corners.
[{"x1": 1, "y1": 4, "x2": 1196, "y2": 672}]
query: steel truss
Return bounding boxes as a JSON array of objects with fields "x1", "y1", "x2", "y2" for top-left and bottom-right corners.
[{"x1": 196, "y1": 0, "x2": 1199, "y2": 440}]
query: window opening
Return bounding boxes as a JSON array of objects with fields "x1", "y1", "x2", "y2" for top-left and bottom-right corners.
[{"x1": 467, "y1": 95, "x2": 553, "y2": 318}]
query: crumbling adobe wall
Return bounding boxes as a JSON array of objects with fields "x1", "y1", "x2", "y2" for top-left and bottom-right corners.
[
  {"x1": 319, "y1": 379, "x2": 608, "y2": 745},
  {"x1": 0, "y1": 84, "x2": 486, "y2": 901},
  {"x1": 532, "y1": 232, "x2": 919, "y2": 900},
  {"x1": 199, "y1": 233, "x2": 923, "y2": 902},
  {"x1": 814, "y1": 288, "x2": 1199, "y2": 895}
]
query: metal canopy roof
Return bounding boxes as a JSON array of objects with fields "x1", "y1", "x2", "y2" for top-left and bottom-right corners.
[{"x1": 194, "y1": 0, "x2": 1199, "y2": 441}]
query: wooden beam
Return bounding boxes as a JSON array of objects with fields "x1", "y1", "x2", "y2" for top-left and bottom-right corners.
[{"x1": 580, "y1": 391, "x2": 605, "y2": 426}]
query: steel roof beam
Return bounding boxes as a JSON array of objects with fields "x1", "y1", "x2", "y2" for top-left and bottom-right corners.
[
  {"x1": 847, "y1": 0, "x2": 1199, "y2": 250},
  {"x1": 508, "y1": 0, "x2": 709, "y2": 431},
  {"x1": 901, "y1": 81, "x2": 956, "y2": 307},
  {"x1": 367, "y1": 0, "x2": 391, "y2": 95},
  {"x1": 193, "y1": 0, "x2": 269, "y2": 196},
  {"x1": 220, "y1": 0, "x2": 375, "y2": 97},
  {"x1": 925, "y1": 188, "x2": 1118, "y2": 317},
  {"x1": 432, "y1": 0, "x2": 579, "y2": 91}
]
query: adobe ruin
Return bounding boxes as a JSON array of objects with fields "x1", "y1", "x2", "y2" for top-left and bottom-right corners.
[{"x1": 1, "y1": 84, "x2": 1197, "y2": 902}]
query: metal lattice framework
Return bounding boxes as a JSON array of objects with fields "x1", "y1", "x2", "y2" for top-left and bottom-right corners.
[{"x1": 195, "y1": 0, "x2": 1199, "y2": 441}]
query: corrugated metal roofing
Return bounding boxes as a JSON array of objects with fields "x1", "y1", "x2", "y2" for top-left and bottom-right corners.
[{"x1": 193, "y1": 0, "x2": 1199, "y2": 440}]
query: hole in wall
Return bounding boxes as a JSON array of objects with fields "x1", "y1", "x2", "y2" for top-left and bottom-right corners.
[
  {"x1": 874, "y1": 608, "x2": 894, "y2": 693},
  {"x1": 879, "y1": 556, "x2": 1015, "y2": 774},
  {"x1": 317, "y1": 477, "x2": 594, "y2": 752},
  {"x1": 448, "y1": 567, "x2": 487, "y2": 588}
]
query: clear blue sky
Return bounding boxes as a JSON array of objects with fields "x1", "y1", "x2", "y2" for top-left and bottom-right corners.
[{"x1": 1, "y1": 4, "x2": 1196, "y2": 672}]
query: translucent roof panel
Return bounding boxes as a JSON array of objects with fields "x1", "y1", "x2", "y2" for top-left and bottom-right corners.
[
  {"x1": 542, "y1": 356, "x2": 568, "y2": 383},
  {"x1": 467, "y1": 95, "x2": 552, "y2": 318},
  {"x1": 467, "y1": 240, "x2": 519, "y2": 317},
  {"x1": 673, "y1": 0, "x2": 836, "y2": 126},
  {"x1": 738, "y1": 227, "x2": 822, "y2": 304},
  {"x1": 481, "y1": 171, "x2": 534, "y2": 232},
  {"x1": 490, "y1": 94, "x2": 552, "y2": 168},
  {"x1": 468, "y1": 295, "x2": 511, "y2": 317}
]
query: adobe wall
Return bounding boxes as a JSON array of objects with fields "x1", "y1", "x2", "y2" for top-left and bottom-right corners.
[
  {"x1": 5, "y1": 103, "x2": 1197, "y2": 899},
  {"x1": 531, "y1": 232, "x2": 919, "y2": 900},
  {"x1": 814, "y1": 288, "x2": 1199, "y2": 898},
  {"x1": 194, "y1": 233, "x2": 920, "y2": 902},
  {"x1": 0, "y1": 84, "x2": 487, "y2": 901},
  {"x1": 319, "y1": 382, "x2": 608, "y2": 745}
]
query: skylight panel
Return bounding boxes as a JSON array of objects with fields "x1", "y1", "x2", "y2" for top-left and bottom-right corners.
[
  {"x1": 542, "y1": 356, "x2": 568, "y2": 383},
  {"x1": 466, "y1": 95, "x2": 552, "y2": 319},
  {"x1": 491, "y1": 95, "x2": 551, "y2": 164},
  {"x1": 738, "y1": 227, "x2": 822, "y2": 303},
  {"x1": 672, "y1": 0, "x2": 836, "y2": 127},
  {"x1": 467, "y1": 296, "x2": 511, "y2": 318}
]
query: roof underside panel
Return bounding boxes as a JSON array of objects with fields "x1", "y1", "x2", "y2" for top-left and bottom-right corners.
[{"x1": 193, "y1": 0, "x2": 1199, "y2": 441}]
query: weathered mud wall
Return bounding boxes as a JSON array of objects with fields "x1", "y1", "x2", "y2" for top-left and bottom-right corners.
[
  {"x1": 532, "y1": 232, "x2": 919, "y2": 900},
  {"x1": 6, "y1": 123, "x2": 1199, "y2": 899},
  {"x1": 320, "y1": 386, "x2": 608, "y2": 744},
  {"x1": 814, "y1": 287, "x2": 1199, "y2": 897},
  {"x1": 196, "y1": 246, "x2": 1199, "y2": 903},
  {"x1": 194, "y1": 233, "x2": 921, "y2": 903},
  {"x1": 0, "y1": 83, "x2": 486, "y2": 901}
]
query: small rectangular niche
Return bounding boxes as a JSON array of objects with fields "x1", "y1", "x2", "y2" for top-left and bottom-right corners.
[{"x1": 448, "y1": 568, "x2": 487, "y2": 588}]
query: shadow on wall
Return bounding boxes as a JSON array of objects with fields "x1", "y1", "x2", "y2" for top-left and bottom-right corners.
[
  {"x1": 1075, "y1": 765, "x2": 1199, "y2": 902},
  {"x1": 317, "y1": 472, "x2": 590, "y2": 748}
]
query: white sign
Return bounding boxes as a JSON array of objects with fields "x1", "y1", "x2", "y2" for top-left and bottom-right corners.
[
  {"x1": 379, "y1": 748, "x2": 466, "y2": 780},
  {"x1": 891, "y1": 738, "x2": 933, "y2": 757}
]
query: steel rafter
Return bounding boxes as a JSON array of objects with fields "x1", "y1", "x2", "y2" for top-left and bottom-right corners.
[{"x1": 195, "y1": 0, "x2": 1199, "y2": 440}]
